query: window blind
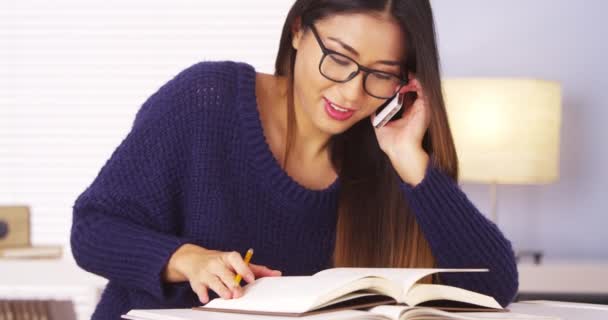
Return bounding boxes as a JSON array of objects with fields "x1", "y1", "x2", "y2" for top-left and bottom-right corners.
[{"x1": 0, "y1": 0, "x2": 293, "y2": 249}]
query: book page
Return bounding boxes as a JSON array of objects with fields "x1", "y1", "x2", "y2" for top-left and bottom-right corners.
[
  {"x1": 200, "y1": 274, "x2": 387, "y2": 314},
  {"x1": 200, "y1": 277, "x2": 320, "y2": 313},
  {"x1": 367, "y1": 305, "x2": 415, "y2": 319},
  {"x1": 316, "y1": 268, "x2": 489, "y2": 301},
  {"x1": 124, "y1": 308, "x2": 388, "y2": 320},
  {"x1": 403, "y1": 284, "x2": 502, "y2": 309},
  {"x1": 367, "y1": 305, "x2": 559, "y2": 320},
  {"x1": 199, "y1": 268, "x2": 490, "y2": 315},
  {"x1": 124, "y1": 307, "x2": 558, "y2": 320},
  {"x1": 313, "y1": 292, "x2": 384, "y2": 310},
  {"x1": 201, "y1": 268, "x2": 422, "y2": 314},
  {"x1": 451, "y1": 312, "x2": 560, "y2": 320}
]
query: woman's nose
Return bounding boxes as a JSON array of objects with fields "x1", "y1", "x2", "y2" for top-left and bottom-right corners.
[{"x1": 338, "y1": 72, "x2": 366, "y2": 103}]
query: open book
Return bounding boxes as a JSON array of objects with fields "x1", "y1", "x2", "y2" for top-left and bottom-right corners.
[
  {"x1": 194, "y1": 268, "x2": 504, "y2": 317},
  {"x1": 123, "y1": 305, "x2": 559, "y2": 320}
]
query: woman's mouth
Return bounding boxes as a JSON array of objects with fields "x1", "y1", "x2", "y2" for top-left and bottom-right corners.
[{"x1": 323, "y1": 97, "x2": 355, "y2": 121}]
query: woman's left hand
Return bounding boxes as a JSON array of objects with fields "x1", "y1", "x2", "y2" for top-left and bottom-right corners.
[{"x1": 370, "y1": 73, "x2": 430, "y2": 186}]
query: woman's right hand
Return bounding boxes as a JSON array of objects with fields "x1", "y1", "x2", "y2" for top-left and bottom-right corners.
[{"x1": 164, "y1": 244, "x2": 282, "y2": 303}]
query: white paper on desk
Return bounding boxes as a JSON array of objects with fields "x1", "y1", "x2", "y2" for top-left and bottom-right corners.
[{"x1": 122, "y1": 308, "x2": 375, "y2": 320}]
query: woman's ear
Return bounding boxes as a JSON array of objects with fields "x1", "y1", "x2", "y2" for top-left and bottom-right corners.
[{"x1": 291, "y1": 17, "x2": 303, "y2": 50}]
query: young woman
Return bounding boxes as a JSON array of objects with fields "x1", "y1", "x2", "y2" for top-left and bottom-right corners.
[{"x1": 71, "y1": 1, "x2": 518, "y2": 319}]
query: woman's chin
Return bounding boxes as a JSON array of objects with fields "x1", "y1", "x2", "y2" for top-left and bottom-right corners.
[{"x1": 316, "y1": 118, "x2": 355, "y2": 136}]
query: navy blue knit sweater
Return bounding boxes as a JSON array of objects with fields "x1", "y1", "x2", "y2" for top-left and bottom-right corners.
[{"x1": 70, "y1": 61, "x2": 518, "y2": 319}]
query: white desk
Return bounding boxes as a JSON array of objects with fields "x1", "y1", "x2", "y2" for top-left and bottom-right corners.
[
  {"x1": 2, "y1": 259, "x2": 607, "y2": 320},
  {"x1": 0, "y1": 258, "x2": 107, "y2": 320},
  {"x1": 510, "y1": 301, "x2": 608, "y2": 320}
]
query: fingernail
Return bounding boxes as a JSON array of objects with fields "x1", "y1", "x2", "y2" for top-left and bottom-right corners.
[{"x1": 246, "y1": 274, "x2": 255, "y2": 282}]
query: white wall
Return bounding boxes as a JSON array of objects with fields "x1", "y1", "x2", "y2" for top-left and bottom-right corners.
[
  {"x1": 2, "y1": 0, "x2": 606, "y2": 260},
  {"x1": 432, "y1": 0, "x2": 608, "y2": 260},
  {"x1": 0, "y1": 0, "x2": 293, "y2": 247}
]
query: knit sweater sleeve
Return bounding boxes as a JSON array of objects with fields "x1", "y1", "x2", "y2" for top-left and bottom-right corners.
[
  {"x1": 70, "y1": 63, "x2": 217, "y2": 300},
  {"x1": 399, "y1": 161, "x2": 519, "y2": 307}
]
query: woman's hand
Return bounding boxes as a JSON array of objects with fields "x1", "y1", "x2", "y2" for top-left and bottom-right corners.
[
  {"x1": 370, "y1": 73, "x2": 431, "y2": 186},
  {"x1": 164, "y1": 244, "x2": 282, "y2": 303}
]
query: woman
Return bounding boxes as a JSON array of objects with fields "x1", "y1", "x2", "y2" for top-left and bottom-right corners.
[{"x1": 71, "y1": 1, "x2": 519, "y2": 319}]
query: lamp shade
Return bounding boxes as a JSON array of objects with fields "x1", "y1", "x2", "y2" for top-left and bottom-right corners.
[{"x1": 442, "y1": 79, "x2": 562, "y2": 184}]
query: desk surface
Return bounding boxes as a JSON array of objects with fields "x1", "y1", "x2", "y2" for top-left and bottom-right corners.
[
  {"x1": 2, "y1": 260, "x2": 607, "y2": 320},
  {"x1": 0, "y1": 258, "x2": 107, "y2": 287},
  {"x1": 510, "y1": 301, "x2": 608, "y2": 320},
  {"x1": 0, "y1": 258, "x2": 107, "y2": 320}
]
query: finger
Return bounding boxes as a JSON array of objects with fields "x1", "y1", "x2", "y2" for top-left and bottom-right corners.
[
  {"x1": 232, "y1": 286, "x2": 244, "y2": 298},
  {"x1": 204, "y1": 274, "x2": 233, "y2": 299},
  {"x1": 249, "y1": 263, "x2": 282, "y2": 277},
  {"x1": 213, "y1": 265, "x2": 243, "y2": 297},
  {"x1": 207, "y1": 258, "x2": 238, "y2": 287},
  {"x1": 190, "y1": 281, "x2": 210, "y2": 304},
  {"x1": 206, "y1": 259, "x2": 243, "y2": 296},
  {"x1": 223, "y1": 251, "x2": 255, "y2": 284}
]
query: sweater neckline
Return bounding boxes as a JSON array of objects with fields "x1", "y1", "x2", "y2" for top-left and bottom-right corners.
[{"x1": 235, "y1": 62, "x2": 340, "y2": 210}]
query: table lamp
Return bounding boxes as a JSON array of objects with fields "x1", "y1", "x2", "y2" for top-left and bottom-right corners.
[{"x1": 442, "y1": 78, "x2": 562, "y2": 224}]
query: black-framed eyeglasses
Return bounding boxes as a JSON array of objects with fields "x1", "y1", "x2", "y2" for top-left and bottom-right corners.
[{"x1": 309, "y1": 24, "x2": 408, "y2": 99}]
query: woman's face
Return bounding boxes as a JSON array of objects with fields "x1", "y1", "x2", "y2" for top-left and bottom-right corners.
[{"x1": 291, "y1": 13, "x2": 406, "y2": 136}]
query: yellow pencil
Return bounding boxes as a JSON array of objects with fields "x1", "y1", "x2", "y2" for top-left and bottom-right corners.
[{"x1": 234, "y1": 248, "x2": 254, "y2": 285}]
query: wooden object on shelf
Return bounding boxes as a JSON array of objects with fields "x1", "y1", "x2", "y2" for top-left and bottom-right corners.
[{"x1": 0, "y1": 206, "x2": 30, "y2": 248}]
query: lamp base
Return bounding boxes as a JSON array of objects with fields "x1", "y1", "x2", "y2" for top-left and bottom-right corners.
[{"x1": 516, "y1": 249, "x2": 544, "y2": 265}]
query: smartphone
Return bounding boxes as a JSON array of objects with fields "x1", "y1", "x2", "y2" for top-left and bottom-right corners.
[{"x1": 372, "y1": 93, "x2": 403, "y2": 128}]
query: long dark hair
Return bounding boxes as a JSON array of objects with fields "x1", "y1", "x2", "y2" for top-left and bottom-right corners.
[{"x1": 274, "y1": 0, "x2": 458, "y2": 275}]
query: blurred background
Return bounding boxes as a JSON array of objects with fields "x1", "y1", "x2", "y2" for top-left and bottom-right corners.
[{"x1": 1, "y1": 1, "x2": 607, "y2": 319}]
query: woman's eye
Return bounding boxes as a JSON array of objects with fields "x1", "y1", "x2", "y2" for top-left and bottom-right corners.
[
  {"x1": 330, "y1": 55, "x2": 351, "y2": 66},
  {"x1": 372, "y1": 73, "x2": 391, "y2": 80}
]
